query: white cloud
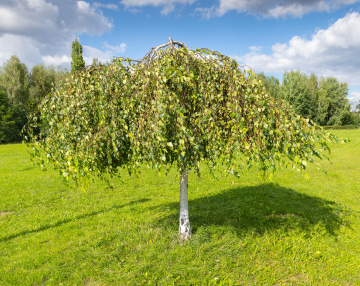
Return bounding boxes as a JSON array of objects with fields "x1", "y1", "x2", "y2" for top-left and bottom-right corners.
[
  {"x1": 235, "y1": 12, "x2": 360, "y2": 86},
  {"x1": 74, "y1": 1, "x2": 114, "y2": 36},
  {"x1": 93, "y1": 2, "x2": 119, "y2": 10},
  {"x1": 120, "y1": 0, "x2": 196, "y2": 14},
  {"x1": 249, "y1": 46, "x2": 263, "y2": 52},
  {"x1": 0, "y1": 34, "x2": 43, "y2": 68},
  {"x1": 83, "y1": 43, "x2": 127, "y2": 65},
  {"x1": 349, "y1": 92, "x2": 360, "y2": 110},
  {"x1": 104, "y1": 42, "x2": 127, "y2": 53},
  {"x1": 0, "y1": 0, "x2": 114, "y2": 69},
  {"x1": 83, "y1": 46, "x2": 113, "y2": 65},
  {"x1": 42, "y1": 55, "x2": 72, "y2": 67},
  {"x1": 196, "y1": 0, "x2": 360, "y2": 19}
]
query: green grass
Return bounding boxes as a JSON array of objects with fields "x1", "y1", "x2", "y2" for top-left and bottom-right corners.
[{"x1": 0, "y1": 130, "x2": 359, "y2": 285}]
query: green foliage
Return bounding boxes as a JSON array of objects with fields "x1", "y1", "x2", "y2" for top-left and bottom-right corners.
[
  {"x1": 28, "y1": 43, "x2": 336, "y2": 185},
  {"x1": 0, "y1": 88, "x2": 27, "y2": 143},
  {"x1": 308, "y1": 73, "x2": 319, "y2": 119},
  {"x1": 91, "y1": 57, "x2": 110, "y2": 68},
  {"x1": 322, "y1": 124, "x2": 359, "y2": 130},
  {"x1": 314, "y1": 77, "x2": 351, "y2": 126},
  {"x1": 28, "y1": 64, "x2": 69, "y2": 114},
  {"x1": 0, "y1": 55, "x2": 29, "y2": 107},
  {"x1": 0, "y1": 55, "x2": 70, "y2": 144},
  {"x1": 280, "y1": 70, "x2": 314, "y2": 118},
  {"x1": 1, "y1": 130, "x2": 360, "y2": 284},
  {"x1": 350, "y1": 111, "x2": 360, "y2": 125},
  {"x1": 70, "y1": 39, "x2": 85, "y2": 74},
  {"x1": 0, "y1": 55, "x2": 30, "y2": 143},
  {"x1": 28, "y1": 64, "x2": 56, "y2": 113},
  {"x1": 257, "y1": 72, "x2": 281, "y2": 99},
  {"x1": 0, "y1": 55, "x2": 69, "y2": 144},
  {"x1": 258, "y1": 71, "x2": 357, "y2": 126}
]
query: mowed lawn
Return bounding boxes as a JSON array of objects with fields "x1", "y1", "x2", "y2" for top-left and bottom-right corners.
[{"x1": 0, "y1": 130, "x2": 359, "y2": 285}]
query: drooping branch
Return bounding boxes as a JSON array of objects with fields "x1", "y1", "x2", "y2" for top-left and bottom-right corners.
[
  {"x1": 145, "y1": 37, "x2": 187, "y2": 63},
  {"x1": 153, "y1": 37, "x2": 186, "y2": 52}
]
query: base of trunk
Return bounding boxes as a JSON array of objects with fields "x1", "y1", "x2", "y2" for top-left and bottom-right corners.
[
  {"x1": 179, "y1": 168, "x2": 191, "y2": 240},
  {"x1": 179, "y1": 216, "x2": 191, "y2": 240}
]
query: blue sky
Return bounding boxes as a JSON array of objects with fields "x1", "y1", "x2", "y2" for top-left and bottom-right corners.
[{"x1": 1, "y1": 0, "x2": 360, "y2": 108}]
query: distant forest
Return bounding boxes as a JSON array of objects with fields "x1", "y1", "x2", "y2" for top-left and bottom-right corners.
[
  {"x1": 257, "y1": 71, "x2": 360, "y2": 127},
  {"x1": 0, "y1": 55, "x2": 71, "y2": 143},
  {"x1": 0, "y1": 54, "x2": 359, "y2": 144}
]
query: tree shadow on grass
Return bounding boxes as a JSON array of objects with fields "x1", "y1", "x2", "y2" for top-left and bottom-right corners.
[
  {"x1": 155, "y1": 183, "x2": 349, "y2": 238},
  {"x1": 0, "y1": 198, "x2": 150, "y2": 243},
  {"x1": 17, "y1": 167, "x2": 35, "y2": 172}
]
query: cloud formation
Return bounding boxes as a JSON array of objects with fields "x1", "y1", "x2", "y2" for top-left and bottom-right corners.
[
  {"x1": 348, "y1": 92, "x2": 360, "y2": 109},
  {"x1": 93, "y1": 2, "x2": 119, "y2": 10},
  {"x1": 235, "y1": 12, "x2": 360, "y2": 87},
  {"x1": 0, "y1": 0, "x2": 113, "y2": 68},
  {"x1": 104, "y1": 43, "x2": 127, "y2": 53},
  {"x1": 196, "y1": 0, "x2": 360, "y2": 19},
  {"x1": 83, "y1": 43, "x2": 127, "y2": 65},
  {"x1": 120, "y1": 0, "x2": 196, "y2": 15}
]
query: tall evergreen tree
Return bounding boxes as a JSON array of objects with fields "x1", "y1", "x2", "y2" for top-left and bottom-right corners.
[{"x1": 71, "y1": 39, "x2": 85, "y2": 74}]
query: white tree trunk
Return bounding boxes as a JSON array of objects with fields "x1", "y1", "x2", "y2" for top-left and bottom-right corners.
[{"x1": 179, "y1": 168, "x2": 191, "y2": 240}]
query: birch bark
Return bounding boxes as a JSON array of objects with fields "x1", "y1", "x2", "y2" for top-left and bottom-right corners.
[{"x1": 179, "y1": 168, "x2": 191, "y2": 240}]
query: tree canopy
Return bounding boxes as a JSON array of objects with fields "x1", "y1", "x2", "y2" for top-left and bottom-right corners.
[
  {"x1": 280, "y1": 70, "x2": 314, "y2": 118},
  {"x1": 316, "y1": 77, "x2": 351, "y2": 126},
  {"x1": 0, "y1": 55, "x2": 29, "y2": 107},
  {"x1": 28, "y1": 64, "x2": 56, "y2": 112},
  {"x1": 27, "y1": 40, "x2": 336, "y2": 185}
]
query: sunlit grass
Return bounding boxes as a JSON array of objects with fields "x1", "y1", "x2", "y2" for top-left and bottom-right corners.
[{"x1": 0, "y1": 130, "x2": 359, "y2": 285}]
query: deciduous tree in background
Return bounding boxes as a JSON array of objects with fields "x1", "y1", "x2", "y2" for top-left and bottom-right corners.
[
  {"x1": 257, "y1": 72, "x2": 281, "y2": 99},
  {"x1": 0, "y1": 55, "x2": 29, "y2": 107},
  {"x1": 316, "y1": 77, "x2": 351, "y2": 126},
  {"x1": 71, "y1": 39, "x2": 85, "y2": 74},
  {"x1": 257, "y1": 72, "x2": 356, "y2": 127},
  {"x1": 91, "y1": 58, "x2": 110, "y2": 68},
  {"x1": 308, "y1": 73, "x2": 319, "y2": 120},
  {"x1": 28, "y1": 64, "x2": 56, "y2": 112},
  {"x1": 0, "y1": 54, "x2": 69, "y2": 143},
  {"x1": 280, "y1": 70, "x2": 314, "y2": 118},
  {"x1": 0, "y1": 87, "x2": 27, "y2": 143},
  {"x1": 27, "y1": 39, "x2": 337, "y2": 240}
]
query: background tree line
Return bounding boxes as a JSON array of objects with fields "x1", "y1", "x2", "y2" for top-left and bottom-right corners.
[
  {"x1": 0, "y1": 38, "x2": 111, "y2": 144},
  {"x1": 258, "y1": 70, "x2": 360, "y2": 126},
  {"x1": 0, "y1": 55, "x2": 70, "y2": 143}
]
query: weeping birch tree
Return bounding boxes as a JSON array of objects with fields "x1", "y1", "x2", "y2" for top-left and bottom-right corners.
[{"x1": 26, "y1": 39, "x2": 337, "y2": 240}]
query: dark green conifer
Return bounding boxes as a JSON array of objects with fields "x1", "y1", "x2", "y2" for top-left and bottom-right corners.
[{"x1": 70, "y1": 39, "x2": 85, "y2": 74}]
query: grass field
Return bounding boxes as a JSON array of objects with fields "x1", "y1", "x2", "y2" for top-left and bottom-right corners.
[{"x1": 0, "y1": 130, "x2": 359, "y2": 285}]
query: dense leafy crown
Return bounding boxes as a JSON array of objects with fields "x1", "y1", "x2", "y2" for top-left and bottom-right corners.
[{"x1": 26, "y1": 39, "x2": 336, "y2": 184}]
